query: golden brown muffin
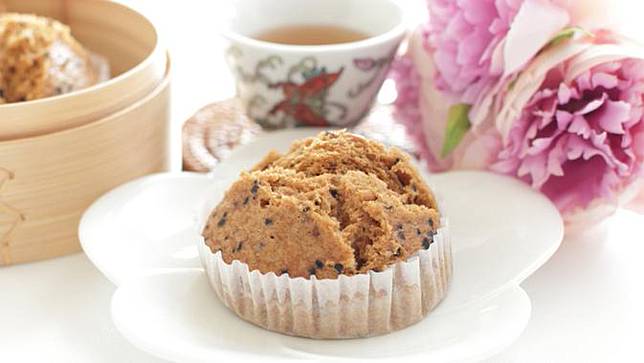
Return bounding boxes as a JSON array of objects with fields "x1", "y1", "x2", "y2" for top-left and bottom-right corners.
[
  {"x1": 202, "y1": 131, "x2": 441, "y2": 279},
  {"x1": 0, "y1": 13, "x2": 109, "y2": 104},
  {"x1": 253, "y1": 130, "x2": 437, "y2": 208}
]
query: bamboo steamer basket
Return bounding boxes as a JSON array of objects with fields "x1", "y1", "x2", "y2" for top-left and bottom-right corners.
[
  {"x1": 0, "y1": 53, "x2": 171, "y2": 266},
  {"x1": 0, "y1": 0, "x2": 166, "y2": 140}
]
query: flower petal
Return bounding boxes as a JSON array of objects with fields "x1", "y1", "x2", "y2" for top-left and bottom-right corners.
[
  {"x1": 574, "y1": 94, "x2": 606, "y2": 115},
  {"x1": 596, "y1": 100, "x2": 631, "y2": 134},
  {"x1": 568, "y1": 115, "x2": 592, "y2": 138},
  {"x1": 556, "y1": 110, "x2": 573, "y2": 130},
  {"x1": 591, "y1": 72, "x2": 619, "y2": 89},
  {"x1": 557, "y1": 83, "x2": 572, "y2": 104},
  {"x1": 502, "y1": 0, "x2": 570, "y2": 76}
]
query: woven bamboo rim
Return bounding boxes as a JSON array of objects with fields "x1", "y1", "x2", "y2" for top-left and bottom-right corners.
[{"x1": 0, "y1": 0, "x2": 166, "y2": 141}]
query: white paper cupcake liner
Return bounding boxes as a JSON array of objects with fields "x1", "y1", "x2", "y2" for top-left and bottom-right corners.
[{"x1": 194, "y1": 181, "x2": 452, "y2": 339}]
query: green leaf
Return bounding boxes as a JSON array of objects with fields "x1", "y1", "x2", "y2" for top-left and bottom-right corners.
[
  {"x1": 441, "y1": 104, "x2": 472, "y2": 158},
  {"x1": 546, "y1": 26, "x2": 593, "y2": 48},
  {"x1": 507, "y1": 77, "x2": 518, "y2": 91}
]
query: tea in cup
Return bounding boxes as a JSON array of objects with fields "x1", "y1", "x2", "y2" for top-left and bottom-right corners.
[{"x1": 224, "y1": 0, "x2": 407, "y2": 128}]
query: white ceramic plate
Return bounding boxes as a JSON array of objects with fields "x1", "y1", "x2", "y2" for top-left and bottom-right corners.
[
  {"x1": 112, "y1": 269, "x2": 531, "y2": 362},
  {"x1": 81, "y1": 130, "x2": 563, "y2": 307},
  {"x1": 79, "y1": 172, "x2": 220, "y2": 283}
]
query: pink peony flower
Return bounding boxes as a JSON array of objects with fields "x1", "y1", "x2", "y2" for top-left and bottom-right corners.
[
  {"x1": 392, "y1": 0, "x2": 644, "y2": 224},
  {"x1": 492, "y1": 55, "x2": 644, "y2": 215},
  {"x1": 394, "y1": 24, "x2": 644, "y2": 223},
  {"x1": 426, "y1": 0, "x2": 569, "y2": 105}
]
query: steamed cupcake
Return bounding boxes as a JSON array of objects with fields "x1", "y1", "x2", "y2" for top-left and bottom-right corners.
[
  {"x1": 199, "y1": 131, "x2": 452, "y2": 339},
  {"x1": 0, "y1": 13, "x2": 109, "y2": 104}
]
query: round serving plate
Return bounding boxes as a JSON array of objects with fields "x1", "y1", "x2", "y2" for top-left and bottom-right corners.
[
  {"x1": 80, "y1": 128, "x2": 563, "y2": 361},
  {"x1": 0, "y1": 0, "x2": 166, "y2": 140},
  {"x1": 111, "y1": 269, "x2": 531, "y2": 362}
]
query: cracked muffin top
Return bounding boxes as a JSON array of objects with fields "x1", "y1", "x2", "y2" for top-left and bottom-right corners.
[
  {"x1": 202, "y1": 130, "x2": 441, "y2": 279},
  {"x1": 0, "y1": 13, "x2": 109, "y2": 104}
]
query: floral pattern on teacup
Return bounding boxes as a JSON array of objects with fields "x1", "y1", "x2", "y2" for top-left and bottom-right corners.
[
  {"x1": 348, "y1": 50, "x2": 397, "y2": 99},
  {"x1": 227, "y1": 47, "x2": 349, "y2": 128},
  {"x1": 227, "y1": 43, "x2": 401, "y2": 128},
  {"x1": 267, "y1": 66, "x2": 344, "y2": 126}
]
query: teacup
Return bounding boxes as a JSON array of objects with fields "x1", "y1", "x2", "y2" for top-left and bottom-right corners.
[{"x1": 224, "y1": 0, "x2": 407, "y2": 128}]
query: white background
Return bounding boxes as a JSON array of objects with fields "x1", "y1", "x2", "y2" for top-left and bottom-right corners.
[{"x1": 1, "y1": 1, "x2": 644, "y2": 362}]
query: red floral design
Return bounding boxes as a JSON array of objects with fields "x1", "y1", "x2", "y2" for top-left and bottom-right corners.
[{"x1": 268, "y1": 68, "x2": 343, "y2": 126}]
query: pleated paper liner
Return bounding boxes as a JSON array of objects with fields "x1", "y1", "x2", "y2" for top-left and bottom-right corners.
[{"x1": 194, "y1": 184, "x2": 452, "y2": 339}]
